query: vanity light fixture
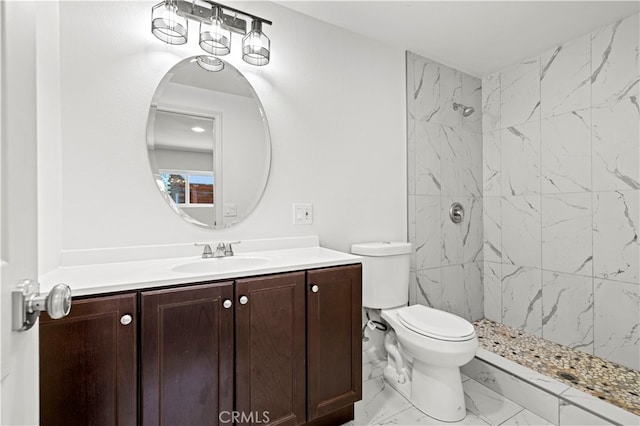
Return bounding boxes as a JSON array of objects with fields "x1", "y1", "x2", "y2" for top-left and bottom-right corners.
[{"x1": 151, "y1": 0, "x2": 272, "y2": 67}]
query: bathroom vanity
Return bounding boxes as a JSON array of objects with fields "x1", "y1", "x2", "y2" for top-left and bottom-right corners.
[{"x1": 38, "y1": 241, "x2": 362, "y2": 425}]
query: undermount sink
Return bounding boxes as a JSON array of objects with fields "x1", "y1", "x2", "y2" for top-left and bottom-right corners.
[{"x1": 172, "y1": 256, "x2": 271, "y2": 274}]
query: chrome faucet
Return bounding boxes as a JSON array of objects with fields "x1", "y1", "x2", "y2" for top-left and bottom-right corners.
[
  {"x1": 196, "y1": 241, "x2": 241, "y2": 258},
  {"x1": 213, "y1": 242, "x2": 227, "y2": 258},
  {"x1": 195, "y1": 243, "x2": 214, "y2": 258}
]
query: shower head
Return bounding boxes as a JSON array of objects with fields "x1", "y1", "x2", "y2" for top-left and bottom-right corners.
[{"x1": 453, "y1": 102, "x2": 475, "y2": 117}]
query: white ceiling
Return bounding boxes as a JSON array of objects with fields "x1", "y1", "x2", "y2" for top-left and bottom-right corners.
[{"x1": 276, "y1": 1, "x2": 640, "y2": 77}]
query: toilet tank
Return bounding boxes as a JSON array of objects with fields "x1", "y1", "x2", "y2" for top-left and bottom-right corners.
[{"x1": 351, "y1": 242, "x2": 412, "y2": 309}]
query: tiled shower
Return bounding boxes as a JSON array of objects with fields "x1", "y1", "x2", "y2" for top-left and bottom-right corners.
[{"x1": 408, "y1": 12, "x2": 639, "y2": 371}]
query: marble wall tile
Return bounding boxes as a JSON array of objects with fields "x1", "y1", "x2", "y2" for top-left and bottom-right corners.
[
  {"x1": 541, "y1": 110, "x2": 591, "y2": 194},
  {"x1": 592, "y1": 97, "x2": 640, "y2": 191},
  {"x1": 500, "y1": 58, "x2": 541, "y2": 128},
  {"x1": 593, "y1": 279, "x2": 640, "y2": 370},
  {"x1": 541, "y1": 193, "x2": 592, "y2": 275},
  {"x1": 442, "y1": 196, "x2": 464, "y2": 266},
  {"x1": 415, "y1": 195, "x2": 440, "y2": 270},
  {"x1": 483, "y1": 197, "x2": 501, "y2": 263},
  {"x1": 463, "y1": 262, "x2": 484, "y2": 321},
  {"x1": 502, "y1": 265, "x2": 542, "y2": 336},
  {"x1": 541, "y1": 271, "x2": 594, "y2": 354},
  {"x1": 415, "y1": 267, "x2": 441, "y2": 309},
  {"x1": 483, "y1": 261, "x2": 502, "y2": 322},
  {"x1": 440, "y1": 126, "x2": 465, "y2": 195},
  {"x1": 408, "y1": 270, "x2": 417, "y2": 305},
  {"x1": 407, "y1": 116, "x2": 416, "y2": 195},
  {"x1": 415, "y1": 121, "x2": 442, "y2": 195},
  {"x1": 441, "y1": 265, "x2": 477, "y2": 321},
  {"x1": 462, "y1": 72, "x2": 482, "y2": 133},
  {"x1": 408, "y1": 195, "x2": 416, "y2": 271},
  {"x1": 501, "y1": 121, "x2": 541, "y2": 196},
  {"x1": 540, "y1": 34, "x2": 591, "y2": 118},
  {"x1": 482, "y1": 72, "x2": 501, "y2": 132},
  {"x1": 593, "y1": 190, "x2": 639, "y2": 284},
  {"x1": 501, "y1": 195, "x2": 541, "y2": 268},
  {"x1": 439, "y1": 66, "x2": 463, "y2": 127},
  {"x1": 591, "y1": 13, "x2": 640, "y2": 106},
  {"x1": 463, "y1": 196, "x2": 483, "y2": 263},
  {"x1": 409, "y1": 53, "x2": 441, "y2": 123},
  {"x1": 462, "y1": 131, "x2": 483, "y2": 196},
  {"x1": 483, "y1": 130, "x2": 501, "y2": 196}
]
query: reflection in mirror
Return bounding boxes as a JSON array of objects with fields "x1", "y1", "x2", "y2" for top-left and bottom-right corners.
[{"x1": 147, "y1": 56, "x2": 271, "y2": 229}]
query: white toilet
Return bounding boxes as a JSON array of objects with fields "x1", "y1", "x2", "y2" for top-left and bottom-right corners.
[{"x1": 351, "y1": 242, "x2": 478, "y2": 422}]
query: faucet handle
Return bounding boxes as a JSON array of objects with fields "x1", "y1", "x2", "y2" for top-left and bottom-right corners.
[
  {"x1": 225, "y1": 241, "x2": 241, "y2": 257},
  {"x1": 194, "y1": 243, "x2": 213, "y2": 258}
]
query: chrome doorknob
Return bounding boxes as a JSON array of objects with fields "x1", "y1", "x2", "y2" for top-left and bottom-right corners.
[
  {"x1": 239, "y1": 295, "x2": 248, "y2": 305},
  {"x1": 311, "y1": 285, "x2": 319, "y2": 293},
  {"x1": 12, "y1": 280, "x2": 72, "y2": 331},
  {"x1": 43, "y1": 284, "x2": 72, "y2": 319}
]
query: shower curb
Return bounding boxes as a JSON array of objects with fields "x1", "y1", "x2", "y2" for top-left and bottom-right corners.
[{"x1": 461, "y1": 348, "x2": 639, "y2": 426}]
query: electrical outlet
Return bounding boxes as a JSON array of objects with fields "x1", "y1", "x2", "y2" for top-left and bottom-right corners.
[{"x1": 293, "y1": 203, "x2": 313, "y2": 225}]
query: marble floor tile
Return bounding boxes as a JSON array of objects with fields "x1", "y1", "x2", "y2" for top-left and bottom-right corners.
[
  {"x1": 501, "y1": 409, "x2": 553, "y2": 426},
  {"x1": 354, "y1": 377, "x2": 413, "y2": 425},
  {"x1": 463, "y1": 378, "x2": 524, "y2": 426},
  {"x1": 376, "y1": 406, "x2": 491, "y2": 426}
]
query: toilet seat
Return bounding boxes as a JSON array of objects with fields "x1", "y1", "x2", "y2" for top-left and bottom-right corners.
[{"x1": 396, "y1": 305, "x2": 476, "y2": 342}]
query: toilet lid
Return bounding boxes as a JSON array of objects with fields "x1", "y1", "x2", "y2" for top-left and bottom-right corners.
[{"x1": 397, "y1": 305, "x2": 476, "y2": 341}]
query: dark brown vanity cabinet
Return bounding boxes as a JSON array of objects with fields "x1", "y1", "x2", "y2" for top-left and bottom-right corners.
[
  {"x1": 141, "y1": 281, "x2": 235, "y2": 425},
  {"x1": 307, "y1": 265, "x2": 362, "y2": 422},
  {"x1": 39, "y1": 293, "x2": 137, "y2": 426},
  {"x1": 40, "y1": 264, "x2": 362, "y2": 426}
]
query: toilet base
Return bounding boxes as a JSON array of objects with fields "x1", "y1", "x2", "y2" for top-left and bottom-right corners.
[{"x1": 384, "y1": 360, "x2": 466, "y2": 423}]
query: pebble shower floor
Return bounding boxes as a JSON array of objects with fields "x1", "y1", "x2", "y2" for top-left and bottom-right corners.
[{"x1": 473, "y1": 319, "x2": 640, "y2": 416}]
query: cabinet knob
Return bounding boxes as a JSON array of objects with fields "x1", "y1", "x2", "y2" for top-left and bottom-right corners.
[
  {"x1": 311, "y1": 284, "x2": 319, "y2": 293},
  {"x1": 239, "y1": 295, "x2": 248, "y2": 305},
  {"x1": 222, "y1": 299, "x2": 232, "y2": 309},
  {"x1": 120, "y1": 314, "x2": 133, "y2": 326}
]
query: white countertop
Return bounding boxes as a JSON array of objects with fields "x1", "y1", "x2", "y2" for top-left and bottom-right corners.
[{"x1": 40, "y1": 245, "x2": 362, "y2": 297}]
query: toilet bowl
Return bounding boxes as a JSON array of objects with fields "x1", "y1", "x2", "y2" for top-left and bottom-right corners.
[
  {"x1": 351, "y1": 242, "x2": 478, "y2": 423},
  {"x1": 381, "y1": 305, "x2": 477, "y2": 422}
]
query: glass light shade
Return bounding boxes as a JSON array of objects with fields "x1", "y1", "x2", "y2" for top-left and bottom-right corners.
[
  {"x1": 151, "y1": 0, "x2": 188, "y2": 45},
  {"x1": 199, "y1": 7, "x2": 231, "y2": 56},
  {"x1": 242, "y1": 20, "x2": 270, "y2": 66},
  {"x1": 196, "y1": 55, "x2": 225, "y2": 72}
]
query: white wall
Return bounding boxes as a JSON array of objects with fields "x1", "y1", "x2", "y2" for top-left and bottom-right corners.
[{"x1": 39, "y1": 1, "x2": 406, "y2": 267}]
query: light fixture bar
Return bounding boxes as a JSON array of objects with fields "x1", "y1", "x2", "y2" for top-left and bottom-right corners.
[{"x1": 172, "y1": 0, "x2": 271, "y2": 34}]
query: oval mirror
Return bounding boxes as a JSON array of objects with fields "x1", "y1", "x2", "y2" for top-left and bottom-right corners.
[{"x1": 146, "y1": 56, "x2": 271, "y2": 229}]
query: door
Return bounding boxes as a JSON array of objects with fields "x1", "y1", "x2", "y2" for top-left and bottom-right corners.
[
  {"x1": 235, "y1": 272, "x2": 306, "y2": 426},
  {"x1": 306, "y1": 265, "x2": 362, "y2": 420},
  {"x1": 1, "y1": 1, "x2": 41, "y2": 423},
  {"x1": 141, "y1": 281, "x2": 234, "y2": 426},
  {"x1": 39, "y1": 294, "x2": 137, "y2": 426}
]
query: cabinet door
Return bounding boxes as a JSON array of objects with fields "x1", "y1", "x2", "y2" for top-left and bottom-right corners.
[
  {"x1": 235, "y1": 272, "x2": 306, "y2": 426},
  {"x1": 306, "y1": 264, "x2": 362, "y2": 420},
  {"x1": 40, "y1": 293, "x2": 137, "y2": 426},
  {"x1": 141, "y1": 281, "x2": 234, "y2": 426}
]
